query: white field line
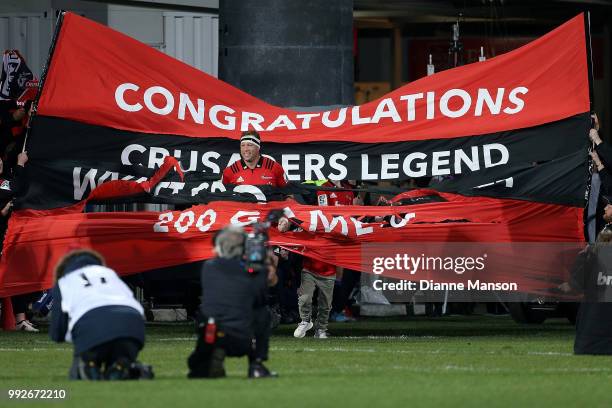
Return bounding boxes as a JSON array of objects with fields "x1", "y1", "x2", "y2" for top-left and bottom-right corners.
[
  {"x1": 0, "y1": 347, "x2": 68, "y2": 351},
  {"x1": 269, "y1": 346, "x2": 575, "y2": 357},
  {"x1": 154, "y1": 337, "x2": 197, "y2": 341},
  {"x1": 277, "y1": 365, "x2": 612, "y2": 375}
]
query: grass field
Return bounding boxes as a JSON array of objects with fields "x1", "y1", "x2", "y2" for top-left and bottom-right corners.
[{"x1": 1, "y1": 315, "x2": 612, "y2": 407}]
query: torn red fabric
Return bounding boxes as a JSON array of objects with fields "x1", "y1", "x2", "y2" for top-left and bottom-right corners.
[{"x1": 0, "y1": 189, "x2": 583, "y2": 297}]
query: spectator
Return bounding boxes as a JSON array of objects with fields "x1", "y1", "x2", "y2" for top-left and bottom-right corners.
[
  {"x1": 588, "y1": 114, "x2": 612, "y2": 237},
  {"x1": 0, "y1": 150, "x2": 39, "y2": 331},
  {"x1": 0, "y1": 100, "x2": 27, "y2": 154},
  {"x1": 293, "y1": 256, "x2": 340, "y2": 339},
  {"x1": 290, "y1": 180, "x2": 358, "y2": 338},
  {"x1": 316, "y1": 180, "x2": 361, "y2": 323}
]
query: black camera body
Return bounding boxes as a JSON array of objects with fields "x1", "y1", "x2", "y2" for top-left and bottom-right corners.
[{"x1": 243, "y1": 209, "x2": 284, "y2": 274}]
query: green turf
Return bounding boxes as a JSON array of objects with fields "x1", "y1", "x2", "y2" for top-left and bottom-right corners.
[{"x1": 1, "y1": 316, "x2": 612, "y2": 407}]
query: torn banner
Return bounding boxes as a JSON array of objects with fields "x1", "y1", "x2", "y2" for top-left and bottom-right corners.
[{"x1": 0, "y1": 189, "x2": 583, "y2": 297}]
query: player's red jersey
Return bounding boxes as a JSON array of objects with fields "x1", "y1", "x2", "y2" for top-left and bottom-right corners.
[
  {"x1": 316, "y1": 181, "x2": 355, "y2": 206},
  {"x1": 221, "y1": 157, "x2": 288, "y2": 187},
  {"x1": 302, "y1": 257, "x2": 337, "y2": 277}
]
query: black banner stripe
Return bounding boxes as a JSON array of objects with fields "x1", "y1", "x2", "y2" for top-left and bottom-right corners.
[{"x1": 22, "y1": 113, "x2": 590, "y2": 209}]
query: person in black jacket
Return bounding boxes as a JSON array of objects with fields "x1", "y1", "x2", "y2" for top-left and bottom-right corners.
[
  {"x1": 565, "y1": 225, "x2": 612, "y2": 354},
  {"x1": 188, "y1": 225, "x2": 278, "y2": 379},
  {"x1": 0, "y1": 150, "x2": 40, "y2": 331},
  {"x1": 0, "y1": 150, "x2": 28, "y2": 241},
  {"x1": 49, "y1": 249, "x2": 149, "y2": 380},
  {"x1": 0, "y1": 100, "x2": 27, "y2": 154},
  {"x1": 586, "y1": 115, "x2": 612, "y2": 238}
]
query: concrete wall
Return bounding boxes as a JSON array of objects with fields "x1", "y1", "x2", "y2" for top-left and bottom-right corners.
[
  {"x1": 219, "y1": 0, "x2": 354, "y2": 107},
  {"x1": 0, "y1": 0, "x2": 219, "y2": 77}
]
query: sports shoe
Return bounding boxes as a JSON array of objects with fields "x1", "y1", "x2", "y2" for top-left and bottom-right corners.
[
  {"x1": 343, "y1": 307, "x2": 357, "y2": 322},
  {"x1": 330, "y1": 311, "x2": 348, "y2": 322},
  {"x1": 313, "y1": 329, "x2": 329, "y2": 339},
  {"x1": 15, "y1": 320, "x2": 39, "y2": 332},
  {"x1": 293, "y1": 320, "x2": 313, "y2": 338},
  {"x1": 105, "y1": 358, "x2": 131, "y2": 380},
  {"x1": 78, "y1": 359, "x2": 102, "y2": 380},
  {"x1": 129, "y1": 362, "x2": 155, "y2": 380},
  {"x1": 248, "y1": 362, "x2": 278, "y2": 379},
  {"x1": 208, "y1": 347, "x2": 227, "y2": 378}
]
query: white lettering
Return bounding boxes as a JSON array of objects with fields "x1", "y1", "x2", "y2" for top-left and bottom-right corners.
[
  {"x1": 440, "y1": 89, "x2": 471, "y2": 118},
  {"x1": 121, "y1": 144, "x2": 146, "y2": 166},
  {"x1": 380, "y1": 154, "x2": 400, "y2": 179},
  {"x1": 321, "y1": 108, "x2": 347, "y2": 128},
  {"x1": 143, "y1": 86, "x2": 174, "y2": 115},
  {"x1": 115, "y1": 83, "x2": 142, "y2": 112},
  {"x1": 371, "y1": 98, "x2": 401, "y2": 124},
  {"x1": 483, "y1": 143, "x2": 509, "y2": 167},
  {"x1": 399, "y1": 93, "x2": 424, "y2": 121},
  {"x1": 178, "y1": 92, "x2": 204, "y2": 124},
  {"x1": 475, "y1": 88, "x2": 504, "y2": 116},
  {"x1": 503, "y1": 86, "x2": 529, "y2": 114},
  {"x1": 231, "y1": 211, "x2": 261, "y2": 226},
  {"x1": 209, "y1": 105, "x2": 236, "y2": 130}
]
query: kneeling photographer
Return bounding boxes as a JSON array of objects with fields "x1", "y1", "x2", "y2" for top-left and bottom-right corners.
[
  {"x1": 188, "y1": 212, "x2": 281, "y2": 379},
  {"x1": 49, "y1": 249, "x2": 152, "y2": 380}
]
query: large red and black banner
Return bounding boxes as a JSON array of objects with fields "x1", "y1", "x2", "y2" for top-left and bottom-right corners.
[
  {"x1": 22, "y1": 12, "x2": 590, "y2": 209},
  {"x1": 0, "y1": 12, "x2": 592, "y2": 296}
]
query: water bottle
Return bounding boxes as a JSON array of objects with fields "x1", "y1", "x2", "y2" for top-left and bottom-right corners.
[{"x1": 204, "y1": 317, "x2": 216, "y2": 344}]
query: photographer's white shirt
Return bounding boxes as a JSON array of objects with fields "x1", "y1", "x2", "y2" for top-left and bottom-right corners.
[{"x1": 58, "y1": 265, "x2": 143, "y2": 341}]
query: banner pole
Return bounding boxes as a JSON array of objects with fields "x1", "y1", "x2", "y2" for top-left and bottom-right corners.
[
  {"x1": 22, "y1": 10, "x2": 66, "y2": 152},
  {"x1": 584, "y1": 11, "x2": 595, "y2": 114}
]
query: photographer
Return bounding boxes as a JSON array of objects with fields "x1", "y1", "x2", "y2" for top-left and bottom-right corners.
[
  {"x1": 188, "y1": 225, "x2": 278, "y2": 379},
  {"x1": 49, "y1": 249, "x2": 150, "y2": 380}
]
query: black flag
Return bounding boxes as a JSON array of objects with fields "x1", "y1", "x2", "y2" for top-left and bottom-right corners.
[{"x1": 0, "y1": 49, "x2": 35, "y2": 100}]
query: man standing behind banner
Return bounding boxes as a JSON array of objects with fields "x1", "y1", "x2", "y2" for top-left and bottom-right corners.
[
  {"x1": 222, "y1": 130, "x2": 288, "y2": 188},
  {"x1": 291, "y1": 180, "x2": 362, "y2": 339}
]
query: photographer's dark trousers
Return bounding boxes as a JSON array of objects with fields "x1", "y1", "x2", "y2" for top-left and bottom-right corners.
[
  {"x1": 188, "y1": 307, "x2": 271, "y2": 378},
  {"x1": 58, "y1": 306, "x2": 145, "y2": 380},
  {"x1": 69, "y1": 338, "x2": 141, "y2": 379},
  {"x1": 82, "y1": 338, "x2": 141, "y2": 365}
]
